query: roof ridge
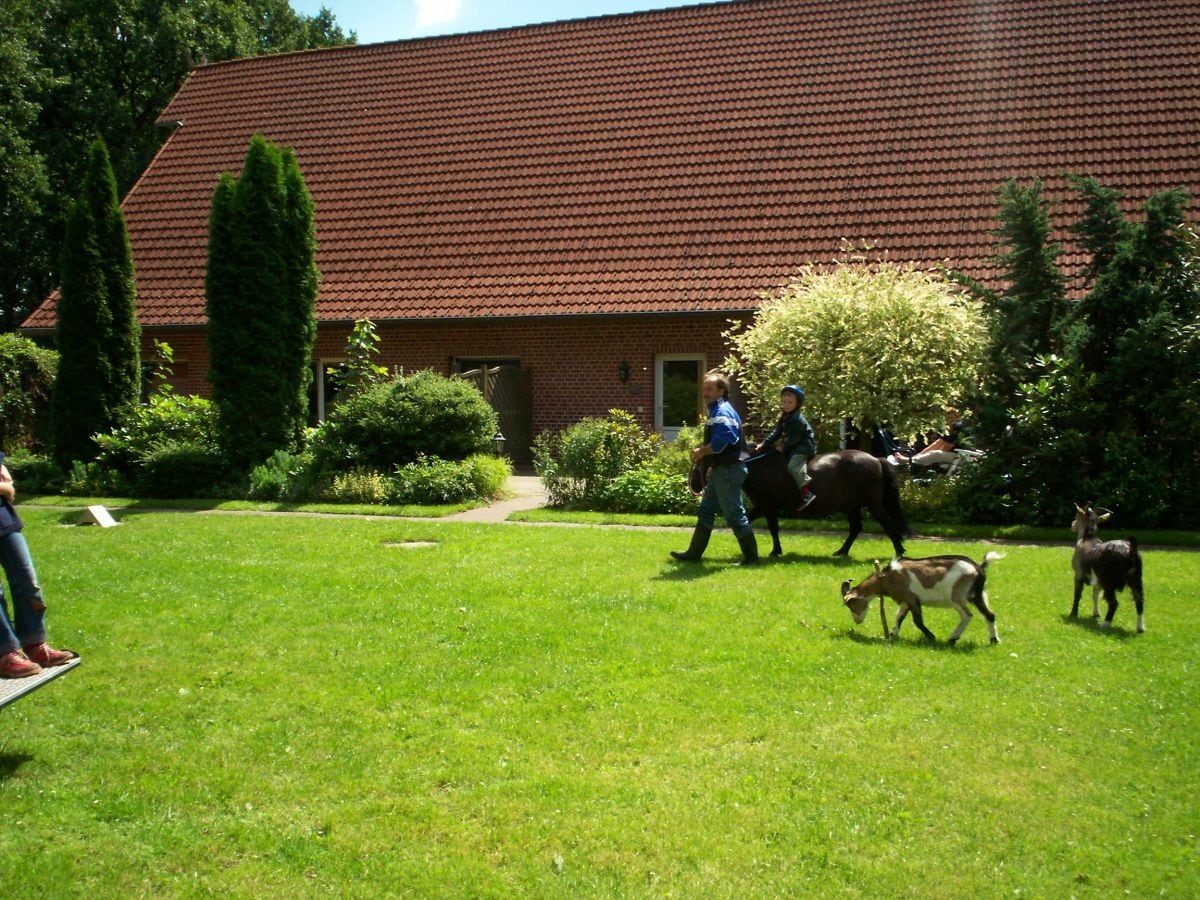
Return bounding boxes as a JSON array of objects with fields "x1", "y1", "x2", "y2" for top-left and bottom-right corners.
[{"x1": 189, "y1": 0, "x2": 743, "y2": 72}]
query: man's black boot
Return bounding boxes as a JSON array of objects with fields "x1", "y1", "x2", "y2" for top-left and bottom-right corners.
[
  {"x1": 670, "y1": 525, "x2": 711, "y2": 561},
  {"x1": 737, "y1": 530, "x2": 760, "y2": 566}
]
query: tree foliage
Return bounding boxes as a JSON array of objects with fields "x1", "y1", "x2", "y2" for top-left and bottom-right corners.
[
  {"x1": 725, "y1": 258, "x2": 987, "y2": 444},
  {"x1": 1, "y1": 0, "x2": 353, "y2": 331},
  {"x1": 0, "y1": 332, "x2": 57, "y2": 451},
  {"x1": 0, "y1": 1, "x2": 53, "y2": 331},
  {"x1": 972, "y1": 179, "x2": 1069, "y2": 423},
  {"x1": 961, "y1": 181, "x2": 1200, "y2": 527},
  {"x1": 50, "y1": 138, "x2": 139, "y2": 464},
  {"x1": 206, "y1": 134, "x2": 317, "y2": 470}
]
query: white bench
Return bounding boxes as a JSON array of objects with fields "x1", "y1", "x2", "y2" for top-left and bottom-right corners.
[{"x1": 0, "y1": 657, "x2": 81, "y2": 711}]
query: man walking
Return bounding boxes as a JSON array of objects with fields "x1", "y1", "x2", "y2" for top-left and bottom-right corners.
[{"x1": 670, "y1": 371, "x2": 758, "y2": 565}]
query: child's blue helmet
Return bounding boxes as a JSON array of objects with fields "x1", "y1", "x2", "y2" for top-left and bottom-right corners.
[{"x1": 782, "y1": 385, "x2": 805, "y2": 403}]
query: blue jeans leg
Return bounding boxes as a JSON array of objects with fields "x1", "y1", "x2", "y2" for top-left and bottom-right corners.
[
  {"x1": 0, "y1": 531, "x2": 47, "y2": 653},
  {"x1": 697, "y1": 463, "x2": 752, "y2": 539}
]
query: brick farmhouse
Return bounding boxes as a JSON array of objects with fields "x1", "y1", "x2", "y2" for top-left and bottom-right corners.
[{"x1": 21, "y1": 0, "x2": 1200, "y2": 462}]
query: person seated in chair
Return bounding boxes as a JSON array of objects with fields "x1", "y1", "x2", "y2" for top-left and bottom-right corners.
[{"x1": 909, "y1": 412, "x2": 966, "y2": 469}]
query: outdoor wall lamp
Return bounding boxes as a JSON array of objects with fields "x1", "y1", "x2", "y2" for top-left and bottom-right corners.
[
  {"x1": 617, "y1": 361, "x2": 631, "y2": 383},
  {"x1": 492, "y1": 429, "x2": 507, "y2": 456}
]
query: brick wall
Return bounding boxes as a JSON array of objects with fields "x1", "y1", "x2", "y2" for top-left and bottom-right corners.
[{"x1": 143, "y1": 311, "x2": 752, "y2": 437}]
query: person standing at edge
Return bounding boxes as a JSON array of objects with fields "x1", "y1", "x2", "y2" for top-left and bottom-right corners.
[{"x1": 671, "y1": 371, "x2": 759, "y2": 565}]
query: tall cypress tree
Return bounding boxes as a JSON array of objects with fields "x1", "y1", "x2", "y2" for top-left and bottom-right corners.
[
  {"x1": 206, "y1": 135, "x2": 317, "y2": 469},
  {"x1": 51, "y1": 199, "x2": 111, "y2": 463},
  {"x1": 50, "y1": 138, "x2": 139, "y2": 464},
  {"x1": 992, "y1": 178, "x2": 1067, "y2": 362},
  {"x1": 280, "y1": 148, "x2": 319, "y2": 446},
  {"x1": 86, "y1": 140, "x2": 141, "y2": 412}
]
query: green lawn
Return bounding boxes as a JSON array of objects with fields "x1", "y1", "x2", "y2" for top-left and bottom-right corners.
[{"x1": 2, "y1": 508, "x2": 1197, "y2": 897}]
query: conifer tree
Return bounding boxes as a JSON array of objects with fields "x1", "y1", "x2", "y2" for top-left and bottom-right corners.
[
  {"x1": 206, "y1": 135, "x2": 317, "y2": 469},
  {"x1": 50, "y1": 138, "x2": 139, "y2": 464},
  {"x1": 991, "y1": 179, "x2": 1067, "y2": 371},
  {"x1": 280, "y1": 148, "x2": 319, "y2": 445},
  {"x1": 86, "y1": 140, "x2": 141, "y2": 413}
]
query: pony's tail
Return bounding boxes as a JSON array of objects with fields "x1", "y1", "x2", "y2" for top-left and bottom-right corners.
[{"x1": 880, "y1": 460, "x2": 911, "y2": 537}]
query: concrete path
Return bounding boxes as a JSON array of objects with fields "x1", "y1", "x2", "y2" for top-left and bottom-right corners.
[{"x1": 442, "y1": 474, "x2": 549, "y2": 523}]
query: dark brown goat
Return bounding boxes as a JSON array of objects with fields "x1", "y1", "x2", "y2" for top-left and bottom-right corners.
[{"x1": 1071, "y1": 504, "x2": 1145, "y2": 633}]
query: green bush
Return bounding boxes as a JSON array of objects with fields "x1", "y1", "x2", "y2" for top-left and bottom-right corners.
[
  {"x1": 896, "y1": 475, "x2": 969, "y2": 525},
  {"x1": 324, "y1": 468, "x2": 392, "y2": 505},
  {"x1": 319, "y1": 454, "x2": 509, "y2": 506},
  {"x1": 654, "y1": 424, "x2": 704, "y2": 477},
  {"x1": 248, "y1": 448, "x2": 323, "y2": 502},
  {"x1": 314, "y1": 370, "x2": 497, "y2": 472},
  {"x1": 133, "y1": 441, "x2": 229, "y2": 499},
  {"x1": 63, "y1": 460, "x2": 129, "y2": 497},
  {"x1": 2, "y1": 450, "x2": 65, "y2": 495},
  {"x1": 533, "y1": 410, "x2": 659, "y2": 506},
  {"x1": 594, "y1": 466, "x2": 695, "y2": 514},
  {"x1": 95, "y1": 393, "x2": 219, "y2": 474},
  {"x1": 389, "y1": 454, "x2": 510, "y2": 505},
  {"x1": 0, "y1": 333, "x2": 57, "y2": 452}
]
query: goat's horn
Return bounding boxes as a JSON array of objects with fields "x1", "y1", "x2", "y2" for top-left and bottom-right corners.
[{"x1": 872, "y1": 559, "x2": 882, "y2": 576}]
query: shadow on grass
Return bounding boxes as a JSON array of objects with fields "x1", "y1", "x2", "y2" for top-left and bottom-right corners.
[
  {"x1": 654, "y1": 560, "x2": 740, "y2": 580},
  {"x1": 0, "y1": 752, "x2": 34, "y2": 782},
  {"x1": 1059, "y1": 613, "x2": 1141, "y2": 640},
  {"x1": 767, "y1": 552, "x2": 860, "y2": 569},
  {"x1": 834, "y1": 629, "x2": 988, "y2": 653}
]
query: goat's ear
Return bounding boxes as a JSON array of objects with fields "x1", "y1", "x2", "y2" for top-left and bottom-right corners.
[
  {"x1": 840, "y1": 579, "x2": 851, "y2": 598},
  {"x1": 1075, "y1": 503, "x2": 1086, "y2": 514},
  {"x1": 1098, "y1": 511, "x2": 1112, "y2": 523}
]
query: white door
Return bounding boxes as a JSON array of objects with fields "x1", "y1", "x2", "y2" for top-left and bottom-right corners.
[{"x1": 655, "y1": 355, "x2": 705, "y2": 442}]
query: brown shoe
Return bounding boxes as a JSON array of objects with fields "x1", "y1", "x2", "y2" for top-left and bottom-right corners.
[
  {"x1": 22, "y1": 642, "x2": 78, "y2": 668},
  {"x1": 0, "y1": 649, "x2": 42, "y2": 678}
]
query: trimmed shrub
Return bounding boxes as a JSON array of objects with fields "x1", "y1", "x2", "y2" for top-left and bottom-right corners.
[
  {"x1": 133, "y1": 440, "x2": 228, "y2": 499},
  {"x1": 314, "y1": 370, "x2": 497, "y2": 472}
]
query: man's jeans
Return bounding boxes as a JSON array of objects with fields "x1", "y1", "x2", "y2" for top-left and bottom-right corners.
[
  {"x1": 697, "y1": 462, "x2": 752, "y2": 538},
  {"x1": 0, "y1": 531, "x2": 46, "y2": 654}
]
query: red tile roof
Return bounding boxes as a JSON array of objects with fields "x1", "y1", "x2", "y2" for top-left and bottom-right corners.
[{"x1": 23, "y1": 0, "x2": 1200, "y2": 329}]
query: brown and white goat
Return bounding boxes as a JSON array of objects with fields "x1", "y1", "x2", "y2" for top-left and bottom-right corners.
[
  {"x1": 1071, "y1": 504, "x2": 1145, "y2": 633},
  {"x1": 841, "y1": 554, "x2": 1003, "y2": 643}
]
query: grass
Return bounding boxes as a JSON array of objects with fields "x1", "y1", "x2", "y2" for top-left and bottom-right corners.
[
  {"x1": 1, "y1": 507, "x2": 1197, "y2": 896},
  {"x1": 19, "y1": 493, "x2": 478, "y2": 518},
  {"x1": 512, "y1": 505, "x2": 1200, "y2": 549}
]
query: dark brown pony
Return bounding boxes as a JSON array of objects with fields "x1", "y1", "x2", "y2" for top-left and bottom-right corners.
[{"x1": 742, "y1": 449, "x2": 909, "y2": 557}]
